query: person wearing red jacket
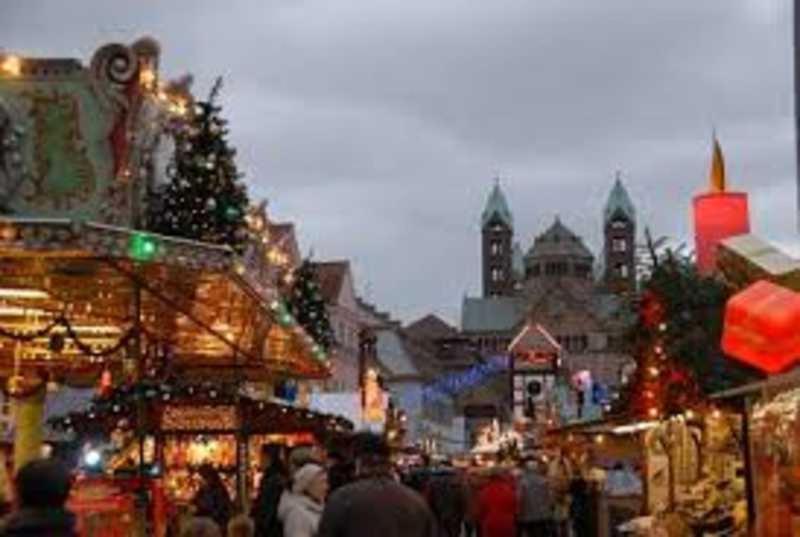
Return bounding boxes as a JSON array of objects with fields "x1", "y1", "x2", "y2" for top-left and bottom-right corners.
[{"x1": 476, "y1": 469, "x2": 517, "y2": 537}]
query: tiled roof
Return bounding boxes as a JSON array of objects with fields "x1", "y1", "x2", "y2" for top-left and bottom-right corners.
[
  {"x1": 311, "y1": 261, "x2": 350, "y2": 304},
  {"x1": 376, "y1": 329, "x2": 422, "y2": 378},
  {"x1": 461, "y1": 296, "x2": 526, "y2": 333},
  {"x1": 406, "y1": 314, "x2": 458, "y2": 341},
  {"x1": 525, "y1": 217, "x2": 593, "y2": 261},
  {"x1": 481, "y1": 182, "x2": 514, "y2": 230},
  {"x1": 604, "y1": 177, "x2": 636, "y2": 225}
]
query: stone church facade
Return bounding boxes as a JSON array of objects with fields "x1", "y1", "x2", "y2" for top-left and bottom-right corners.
[
  {"x1": 407, "y1": 178, "x2": 638, "y2": 435},
  {"x1": 466, "y1": 178, "x2": 636, "y2": 386}
]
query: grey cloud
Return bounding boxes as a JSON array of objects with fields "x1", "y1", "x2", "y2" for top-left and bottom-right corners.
[{"x1": 1, "y1": 0, "x2": 798, "y2": 323}]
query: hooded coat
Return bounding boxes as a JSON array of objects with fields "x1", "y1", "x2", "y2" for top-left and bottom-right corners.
[{"x1": 278, "y1": 491, "x2": 323, "y2": 537}]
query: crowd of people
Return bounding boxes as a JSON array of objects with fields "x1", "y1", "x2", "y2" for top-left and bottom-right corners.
[{"x1": 0, "y1": 434, "x2": 596, "y2": 537}]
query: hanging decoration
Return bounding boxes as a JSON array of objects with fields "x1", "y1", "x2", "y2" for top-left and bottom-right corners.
[
  {"x1": 147, "y1": 77, "x2": 249, "y2": 250},
  {"x1": 286, "y1": 260, "x2": 336, "y2": 353},
  {"x1": 722, "y1": 280, "x2": 800, "y2": 374},
  {"x1": 423, "y1": 355, "x2": 509, "y2": 403}
]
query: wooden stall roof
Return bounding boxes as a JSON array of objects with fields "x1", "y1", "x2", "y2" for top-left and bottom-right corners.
[{"x1": 49, "y1": 377, "x2": 353, "y2": 440}]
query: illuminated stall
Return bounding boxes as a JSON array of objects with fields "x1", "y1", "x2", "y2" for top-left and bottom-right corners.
[
  {"x1": 51, "y1": 377, "x2": 352, "y2": 504},
  {"x1": 0, "y1": 39, "x2": 335, "y2": 536}
]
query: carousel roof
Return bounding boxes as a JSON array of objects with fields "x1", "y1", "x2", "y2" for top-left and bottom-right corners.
[{"x1": 0, "y1": 218, "x2": 329, "y2": 381}]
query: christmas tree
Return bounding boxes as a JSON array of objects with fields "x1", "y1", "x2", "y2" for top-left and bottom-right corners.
[
  {"x1": 287, "y1": 260, "x2": 336, "y2": 352},
  {"x1": 618, "y1": 231, "x2": 758, "y2": 419},
  {"x1": 148, "y1": 78, "x2": 249, "y2": 249}
]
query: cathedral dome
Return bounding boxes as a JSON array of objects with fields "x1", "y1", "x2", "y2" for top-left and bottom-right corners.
[{"x1": 524, "y1": 217, "x2": 594, "y2": 280}]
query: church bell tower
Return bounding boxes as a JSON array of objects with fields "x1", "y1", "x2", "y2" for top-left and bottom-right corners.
[
  {"x1": 603, "y1": 174, "x2": 636, "y2": 295},
  {"x1": 481, "y1": 180, "x2": 515, "y2": 297}
]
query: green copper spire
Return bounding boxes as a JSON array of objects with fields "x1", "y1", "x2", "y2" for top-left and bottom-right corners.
[
  {"x1": 604, "y1": 173, "x2": 636, "y2": 225},
  {"x1": 481, "y1": 179, "x2": 514, "y2": 230}
]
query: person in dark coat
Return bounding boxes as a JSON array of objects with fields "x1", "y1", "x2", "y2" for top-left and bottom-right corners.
[
  {"x1": 425, "y1": 469, "x2": 467, "y2": 537},
  {"x1": 317, "y1": 433, "x2": 436, "y2": 537},
  {"x1": 568, "y1": 475, "x2": 591, "y2": 537},
  {"x1": 193, "y1": 465, "x2": 233, "y2": 532},
  {"x1": 251, "y1": 444, "x2": 288, "y2": 537},
  {"x1": 1, "y1": 458, "x2": 77, "y2": 537},
  {"x1": 325, "y1": 451, "x2": 354, "y2": 494},
  {"x1": 516, "y1": 460, "x2": 554, "y2": 537}
]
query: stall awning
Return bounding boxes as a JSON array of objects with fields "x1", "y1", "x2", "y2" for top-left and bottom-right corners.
[{"x1": 0, "y1": 218, "x2": 329, "y2": 380}]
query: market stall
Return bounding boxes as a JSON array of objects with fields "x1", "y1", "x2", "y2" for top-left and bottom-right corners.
[
  {"x1": 51, "y1": 376, "x2": 352, "y2": 505},
  {"x1": 711, "y1": 368, "x2": 800, "y2": 537}
]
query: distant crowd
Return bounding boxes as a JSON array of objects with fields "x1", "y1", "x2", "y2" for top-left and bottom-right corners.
[{"x1": 0, "y1": 433, "x2": 597, "y2": 537}]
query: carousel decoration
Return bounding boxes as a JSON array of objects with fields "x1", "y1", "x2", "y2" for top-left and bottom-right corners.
[{"x1": 0, "y1": 38, "x2": 333, "y2": 480}]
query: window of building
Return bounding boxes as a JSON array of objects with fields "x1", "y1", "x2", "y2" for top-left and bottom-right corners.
[
  {"x1": 611, "y1": 220, "x2": 627, "y2": 229},
  {"x1": 491, "y1": 241, "x2": 502, "y2": 255},
  {"x1": 492, "y1": 268, "x2": 503, "y2": 282},
  {"x1": 613, "y1": 238, "x2": 627, "y2": 252},
  {"x1": 617, "y1": 264, "x2": 629, "y2": 278},
  {"x1": 574, "y1": 264, "x2": 591, "y2": 278}
]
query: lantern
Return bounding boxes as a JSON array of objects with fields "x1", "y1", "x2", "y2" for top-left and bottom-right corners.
[
  {"x1": 721, "y1": 280, "x2": 800, "y2": 374},
  {"x1": 693, "y1": 136, "x2": 750, "y2": 274}
]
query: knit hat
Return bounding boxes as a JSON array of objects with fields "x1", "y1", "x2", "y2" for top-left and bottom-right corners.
[{"x1": 292, "y1": 463, "x2": 325, "y2": 495}]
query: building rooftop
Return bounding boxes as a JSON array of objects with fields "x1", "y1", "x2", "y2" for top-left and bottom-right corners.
[
  {"x1": 604, "y1": 176, "x2": 636, "y2": 225},
  {"x1": 311, "y1": 260, "x2": 350, "y2": 304},
  {"x1": 406, "y1": 314, "x2": 458, "y2": 342},
  {"x1": 481, "y1": 181, "x2": 514, "y2": 230},
  {"x1": 525, "y1": 217, "x2": 594, "y2": 261},
  {"x1": 461, "y1": 296, "x2": 527, "y2": 333}
]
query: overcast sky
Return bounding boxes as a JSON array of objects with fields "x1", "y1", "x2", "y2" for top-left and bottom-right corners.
[{"x1": 2, "y1": 1, "x2": 798, "y2": 324}]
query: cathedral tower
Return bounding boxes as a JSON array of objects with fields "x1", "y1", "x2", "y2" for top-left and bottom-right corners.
[
  {"x1": 481, "y1": 180, "x2": 515, "y2": 297},
  {"x1": 603, "y1": 174, "x2": 636, "y2": 294}
]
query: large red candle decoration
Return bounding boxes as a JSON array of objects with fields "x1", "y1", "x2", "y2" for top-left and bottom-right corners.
[
  {"x1": 722, "y1": 280, "x2": 800, "y2": 374},
  {"x1": 693, "y1": 136, "x2": 750, "y2": 274}
]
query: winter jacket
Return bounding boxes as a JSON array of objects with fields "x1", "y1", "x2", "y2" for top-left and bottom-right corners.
[
  {"x1": 517, "y1": 470, "x2": 553, "y2": 522},
  {"x1": 425, "y1": 472, "x2": 467, "y2": 537},
  {"x1": 278, "y1": 491, "x2": 323, "y2": 537},
  {"x1": 0, "y1": 507, "x2": 77, "y2": 537},
  {"x1": 476, "y1": 476, "x2": 517, "y2": 537},
  {"x1": 317, "y1": 475, "x2": 436, "y2": 537},
  {"x1": 252, "y1": 469, "x2": 287, "y2": 537},
  {"x1": 193, "y1": 481, "x2": 233, "y2": 530}
]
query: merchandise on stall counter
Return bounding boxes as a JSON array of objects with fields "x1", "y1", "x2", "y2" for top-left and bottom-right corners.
[{"x1": 750, "y1": 386, "x2": 800, "y2": 536}]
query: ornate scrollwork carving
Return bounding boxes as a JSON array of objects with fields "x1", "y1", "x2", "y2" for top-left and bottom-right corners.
[{"x1": 89, "y1": 43, "x2": 138, "y2": 108}]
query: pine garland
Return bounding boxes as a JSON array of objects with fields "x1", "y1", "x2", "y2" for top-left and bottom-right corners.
[{"x1": 287, "y1": 260, "x2": 336, "y2": 352}]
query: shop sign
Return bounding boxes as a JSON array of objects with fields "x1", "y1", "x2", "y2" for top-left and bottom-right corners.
[{"x1": 161, "y1": 405, "x2": 238, "y2": 431}]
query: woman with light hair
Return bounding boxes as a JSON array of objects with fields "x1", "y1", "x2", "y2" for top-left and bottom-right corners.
[{"x1": 278, "y1": 463, "x2": 328, "y2": 537}]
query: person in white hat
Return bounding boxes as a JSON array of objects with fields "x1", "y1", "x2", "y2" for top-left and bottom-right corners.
[{"x1": 278, "y1": 463, "x2": 328, "y2": 537}]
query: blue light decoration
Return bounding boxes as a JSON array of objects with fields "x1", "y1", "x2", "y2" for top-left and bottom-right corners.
[{"x1": 423, "y1": 355, "x2": 509, "y2": 403}]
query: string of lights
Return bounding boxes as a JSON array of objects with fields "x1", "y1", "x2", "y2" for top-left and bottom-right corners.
[{"x1": 423, "y1": 355, "x2": 509, "y2": 402}]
